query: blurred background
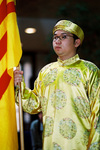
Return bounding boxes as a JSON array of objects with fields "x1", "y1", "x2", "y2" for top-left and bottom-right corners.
[{"x1": 15, "y1": 0, "x2": 100, "y2": 149}]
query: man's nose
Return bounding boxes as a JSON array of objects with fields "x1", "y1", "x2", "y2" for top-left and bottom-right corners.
[{"x1": 55, "y1": 37, "x2": 61, "y2": 43}]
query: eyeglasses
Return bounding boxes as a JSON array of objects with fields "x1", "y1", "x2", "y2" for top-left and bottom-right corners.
[{"x1": 53, "y1": 33, "x2": 73, "y2": 41}]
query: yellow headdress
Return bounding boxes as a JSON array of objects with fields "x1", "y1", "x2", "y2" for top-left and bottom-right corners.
[{"x1": 53, "y1": 20, "x2": 84, "y2": 44}]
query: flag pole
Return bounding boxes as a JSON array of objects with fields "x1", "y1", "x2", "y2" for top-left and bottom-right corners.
[{"x1": 18, "y1": 78, "x2": 25, "y2": 150}]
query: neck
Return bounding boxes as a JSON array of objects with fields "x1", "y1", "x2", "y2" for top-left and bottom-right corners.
[{"x1": 59, "y1": 53, "x2": 77, "y2": 61}]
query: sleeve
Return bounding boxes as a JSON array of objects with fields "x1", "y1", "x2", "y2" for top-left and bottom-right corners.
[
  {"x1": 88, "y1": 68, "x2": 100, "y2": 149},
  {"x1": 15, "y1": 72, "x2": 42, "y2": 114}
]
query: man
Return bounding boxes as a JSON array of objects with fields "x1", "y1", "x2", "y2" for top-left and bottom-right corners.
[
  {"x1": 14, "y1": 20, "x2": 100, "y2": 150},
  {"x1": 30, "y1": 111, "x2": 43, "y2": 150}
]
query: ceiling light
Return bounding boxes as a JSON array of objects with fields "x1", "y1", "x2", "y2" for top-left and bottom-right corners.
[{"x1": 25, "y1": 28, "x2": 36, "y2": 34}]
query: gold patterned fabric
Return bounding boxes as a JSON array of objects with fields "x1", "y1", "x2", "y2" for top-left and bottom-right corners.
[
  {"x1": 15, "y1": 54, "x2": 100, "y2": 150},
  {"x1": 53, "y1": 20, "x2": 84, "y2": 44}
]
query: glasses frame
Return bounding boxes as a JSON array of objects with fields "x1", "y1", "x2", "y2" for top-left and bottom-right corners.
[{"x1": 53, "y1": 33, "x2": 73, "y2": 41}]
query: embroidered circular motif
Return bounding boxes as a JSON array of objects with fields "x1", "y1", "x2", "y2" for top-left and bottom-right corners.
[
  {"x1": 59, "y1": 118, "x2": 77, "y2": 139},
  {"x1": 43, "y1": 68, "x2": 57, "y2": 86},
  {"x1": 89, "y1": 142, "x2": 100, "y2": 150},
  {"x1": 63, "y1": 68, "x2": 81, "y2": 86},
  {"x1": 82, "y1": 130, "x2": 90, "y2": 146},
  {"x1": 50, "y1": 89, "x2": 67, "y2": 109},
  {"x1": 73, "y1": 96, "x2": 90, "y2": 118},
  {"x1": 40, "y1": 96, "x2": 48, "y2": 116},
  {"x1": 53, "y1": 142, "x2": 62, "y2": 150},
  {"x1": 44, "y1": 116, "x2": 54, "y2": 137}
]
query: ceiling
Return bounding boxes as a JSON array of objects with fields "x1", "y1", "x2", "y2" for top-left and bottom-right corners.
[
  {"x1": 16, "y1": 0, "x2": 100, "y2": 52},
  {"x1": 16, "y1": 0, "x2": 69, "y2": 18}
]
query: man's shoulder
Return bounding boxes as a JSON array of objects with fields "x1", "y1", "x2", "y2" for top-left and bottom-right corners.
[
  {"x1": 40, "y1": 62, "x2": 57, "y2": 72},
  {"x1": 80, "y1": 59, "x2": 99, "y2": 72}
]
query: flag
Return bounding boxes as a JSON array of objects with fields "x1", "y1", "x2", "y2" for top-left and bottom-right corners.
[{"x1": 0, "y1": 0, "x2": 22, "y2": 149}]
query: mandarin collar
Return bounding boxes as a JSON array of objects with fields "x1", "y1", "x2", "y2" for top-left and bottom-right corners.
[{"x1": 57, "y1": 54, "x2": 80, "y2": 66}]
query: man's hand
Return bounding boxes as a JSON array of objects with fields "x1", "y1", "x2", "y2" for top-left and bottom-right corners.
[{"x1": 14, "y1": 67, "x2": 23, "y2": 86}]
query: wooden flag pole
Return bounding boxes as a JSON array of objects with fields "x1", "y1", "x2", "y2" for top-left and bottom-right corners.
[{"x1": 18, "y1": 81, "x2": 25, "y2": 150}]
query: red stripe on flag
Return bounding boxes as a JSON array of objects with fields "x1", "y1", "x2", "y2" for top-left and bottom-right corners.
[
  {"x1": 0, "y1": 32, "x2": 7, "y2": 60},
  {"x1": 0, "y1": 0, "x2": 15, "y2": 24},
  {"x1": 0, "y1": 69, "x2": 11, "y2": 100},
  {"x1": 0, "y1": 0, "x2": 6, "y2": 24},
  {"x1": 7, "y1": 1, "x2": 15, "y2": 15}
]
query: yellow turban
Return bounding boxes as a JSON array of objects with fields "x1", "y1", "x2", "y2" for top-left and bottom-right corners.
[{"x1": 53, "y1": 20, "x2": 84, "y2": 44}]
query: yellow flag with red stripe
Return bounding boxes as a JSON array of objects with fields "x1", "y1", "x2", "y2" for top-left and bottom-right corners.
[{"x1": 0, "y1": 0, "x2": 22, "y2": 149}]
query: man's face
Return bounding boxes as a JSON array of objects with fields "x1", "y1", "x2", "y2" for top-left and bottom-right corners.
[{"x1": 53, "y1": 30, "x2": 80, "y2": 60}]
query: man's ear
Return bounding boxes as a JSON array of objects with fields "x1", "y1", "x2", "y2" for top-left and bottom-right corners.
[{"x1": 75, "y1": 39, "x2": 81, "y2": 48}]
